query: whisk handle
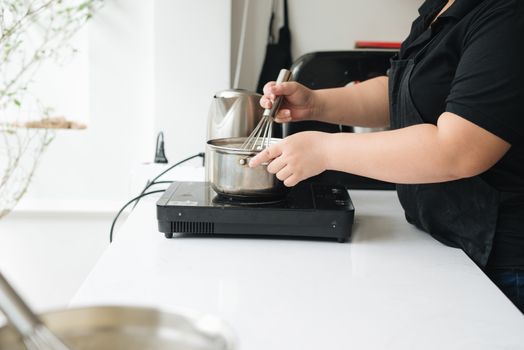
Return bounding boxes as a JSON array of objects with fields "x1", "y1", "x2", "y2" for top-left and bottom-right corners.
[
  {"x1": 0, "y1": 271, "x2": 42, "y2": 337},
  {"x1": 263, "y1": 68, "x2": 292, "y2": 120}
]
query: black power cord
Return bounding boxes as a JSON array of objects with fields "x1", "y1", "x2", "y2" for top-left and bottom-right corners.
[
  {"x1": 109, "y1": 190, "x2": 165, "y2": 243},
  {"x1": 131, "y1": 152, "x2": 205, "y2": 210},
  {"x1": 109, "y1": 152, "x2": 205, "y2": 243}
]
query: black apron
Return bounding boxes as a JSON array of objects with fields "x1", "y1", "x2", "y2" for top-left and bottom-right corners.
[
  {"x1": 388, "y1": 48, "x2": 501, "y2": 267},
  {"x1": 256, "y1": 0, "x2": 292, "y2": 95}
]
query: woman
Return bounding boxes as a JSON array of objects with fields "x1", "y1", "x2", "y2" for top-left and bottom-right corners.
[{"x1": 250, "y1": 0, "x2": 524, "y2": 312}]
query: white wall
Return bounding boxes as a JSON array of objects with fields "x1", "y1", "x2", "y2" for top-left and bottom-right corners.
[
  {"x1": 154, "y1": 0, "x2": 231, "y2": 162},
  {"x1": 25, "y1": 0, "x2": 156, "y2": 204},
  {"x1": 231, "y1": 0, "x2": 420, "y2": 91},
  {"x1": 22, "y1": 0, "x2": 231, "y2": 205}
]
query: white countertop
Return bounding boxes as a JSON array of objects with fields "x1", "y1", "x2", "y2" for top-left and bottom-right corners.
[{"x1": 71, "y1": 172, "x2": 524, "y2": 349}]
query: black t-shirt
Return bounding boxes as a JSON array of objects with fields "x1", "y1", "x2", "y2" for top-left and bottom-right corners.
[{"x1": 399, "y1": 0, "x2": 524, "y2": 269}]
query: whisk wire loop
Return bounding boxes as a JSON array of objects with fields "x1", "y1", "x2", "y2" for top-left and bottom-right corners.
[
  {"x1": 239, "y1": 68, "x2": 291, "y2": 151},
  {"x1": 24, "y1": 325, "x2": 71, "y2": 350},
  {"x1": 240, "y1": 115, "x2": 275, "y2": 151}
]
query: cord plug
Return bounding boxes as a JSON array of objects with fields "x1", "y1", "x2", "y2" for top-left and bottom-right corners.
[{"x1": 154, "y1": 132, "x2": 168, "y2": 163}]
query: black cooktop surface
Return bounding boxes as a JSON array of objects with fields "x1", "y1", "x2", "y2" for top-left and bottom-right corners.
[{"x1": 156, "y1": 181, "x2": 355, "y2": 242}]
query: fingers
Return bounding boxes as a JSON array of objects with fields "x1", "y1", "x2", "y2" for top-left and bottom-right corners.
[
  {"x1": 258, "y1": 104, "x2": 291, "y2": 123},
  {"x1": 262, "y1": 81, "x2": 276, "y2": 96},
  {"x1": 283, "y1": 174, "x2": 300, "y2": 187},
  {"x1": 266, "y1": 155, "x2": 286, "y2": 174},
  {"x1": 260, "y1": 81, "x2": 294, "y2": 109},
  {"x1": 272, "y1": 160, "x2": 301, "y2": 187},
  {"x1": 247, "y1": 143, "x2": 303, "y2": 187},
  {"x1": 273, "y1": 109, "x2": 291, "y2": 123},
  {"x1": 276, "y1": 166, "x2": 293, "y2": 182},
  {"x1": 264, "y1": 152, "x2": 296, "y2": 185},
  {"x1": 261, "y1": 82, "x2": 276, "y2": 109},
  {"x1": 260, "y1": 95, "x2": 272, "y2": 109},
  {"x1": 248, "y1": 144, "x2": 282, "y2": 168}
]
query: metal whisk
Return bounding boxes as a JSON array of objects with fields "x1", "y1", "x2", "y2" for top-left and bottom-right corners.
[
  {"x1": 0, "y1": 271, "x2": 72, "y2": 350},
  {"x1": 240, "y1": 69, "x2": 292, "y2": 151}
]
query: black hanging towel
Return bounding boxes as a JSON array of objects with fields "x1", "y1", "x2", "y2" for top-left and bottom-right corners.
[{"x1": 256, "y1": 0, "x2": 292, "y2": 94}]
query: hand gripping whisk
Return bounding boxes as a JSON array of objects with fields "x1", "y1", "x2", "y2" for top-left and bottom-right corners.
[{"x1": 240, "y1": 69, "x2": 292, "y2": 151}]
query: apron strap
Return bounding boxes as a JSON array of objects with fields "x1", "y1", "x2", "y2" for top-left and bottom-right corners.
[
  {"x1": 267, "y1": 0, "x2": 276, "y2": 44},
  {"x1": 283, "y1": 0, "x2": 289, "y2": 29},
  {"x1": 267, "y1": 0, "x2": 289, "y2": 44}
]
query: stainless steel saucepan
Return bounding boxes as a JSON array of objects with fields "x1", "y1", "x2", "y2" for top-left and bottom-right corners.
[
  {"x1": 0, "y1": 306, "x2": 235, "y2": 350},
  {"x1": 206, "y1": 137, "x2": 287, "y2": 199}
]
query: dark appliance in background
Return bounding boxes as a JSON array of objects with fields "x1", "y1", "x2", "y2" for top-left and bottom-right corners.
[{"x1": 274, "y1": 50, "x2": 397, "y2": 190}]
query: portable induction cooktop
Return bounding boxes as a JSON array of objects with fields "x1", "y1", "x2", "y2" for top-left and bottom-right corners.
[{"x1": 156, "y1": 181, "x2": 355, "y2": 242}]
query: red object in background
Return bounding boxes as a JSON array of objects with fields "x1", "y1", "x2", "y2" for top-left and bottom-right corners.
[{"x1": 355, "y1": 41, "x2": 402, "y2": 49}]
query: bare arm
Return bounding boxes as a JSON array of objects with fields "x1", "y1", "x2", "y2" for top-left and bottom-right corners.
[
  {"x1": 314, "y1": 76, "x2": 390, "y2": 128},
  {"x1": 250, "y1": 112, "x2": 510, "y2": 186},
  {"x1": 324, "y1": 112, "x2": 509, "y2": 183},
  {"x1": 261, "y1": 76, "x2": 390, "y2": 128}
]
